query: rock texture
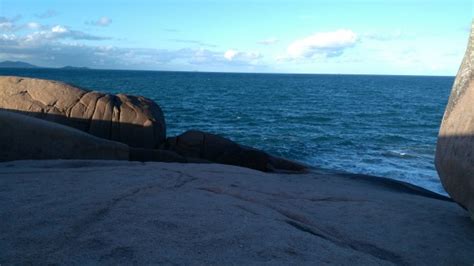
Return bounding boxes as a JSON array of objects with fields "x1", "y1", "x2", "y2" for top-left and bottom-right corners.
[
  {"x1": 0, "y1": 76, "x2": 307, "y2": 173},
  {"x1": 0, "y1": 110, "x2": 129, "y2": 161},
  {"x1": 435, "y1": 22, "x2": 474, "y2": 220},
  {"x1": 0, "y1": 160, "x2": 472, "y2": 265},
  {"x1": 0, "y1": 76, "x2": 166, "y2": 149},
  {"x1": 162, "y1": 130, "x2": 307, "y2": 172},
  {"x1": 0, "y1": 109, "x2": 202, "y2": 163}
]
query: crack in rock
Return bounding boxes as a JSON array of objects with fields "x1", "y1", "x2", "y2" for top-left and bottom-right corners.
[
  {"x1": 161, "y1": 168, "x2": 199, "y2": 188},
  {"x1": 196, "y1": 185, "x2": 407, "y2": 265}
]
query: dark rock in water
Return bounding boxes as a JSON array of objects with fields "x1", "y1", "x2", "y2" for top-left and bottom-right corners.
[
  {"x1": 162, "y1": 130, "x2": 307, "y2": 172},
  {"x1": 435, "y1": 22, "x2": 474, "y2": 220},
  {"x1": 0, "y1": 76, "x2": 166, "y2": 149},
  {"x1": 0, "y1": 110, "x2": 129, "y2": 161}
]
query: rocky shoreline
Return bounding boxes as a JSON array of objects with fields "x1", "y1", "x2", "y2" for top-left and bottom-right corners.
[
  {"x1": 1, "y1": 23, "x2": 474, "y2": 265},
  {"x1": 0, "y1": 74, "x2": 473, "y2": 264},
  {"x1": 0, "y1": 76, "x2": 307, "y2": 173}
]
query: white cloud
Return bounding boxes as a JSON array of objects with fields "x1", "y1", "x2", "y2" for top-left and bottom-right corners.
[
  {"x1": 87, "y1": 17, "x2": 112, "y2": 27},
  {"x1": 0, "y1": 16, "x2": 22, "y2": 32},
  {"x1": 0, "y1": 17, "x2": 45, "y2": 32},
  {"x1": 285, "y1": 29, "x2": 358, "y2": 59},
  {"x1": 26, "y1": 22, "x2": 41, "y2": 30},
  {"x1": 257, "y1": 37, "x2": 279, "y2": 45},
  {"x1": 0, "y1": 21, "x2": 14, "y2": 32},
  {"x1": 223, "y1": 49, "x2": 262, "y2": 65},
  {"x1": 0, "y1": 33, "x2": 16, "y2": 41},
  {"x1": 23, "y1": 25, "x2": 109, "y2": 42},
  {"x1": 0, "y1": 31, "x2": 264, "y2": 70},
  {"x1": 224, "y1": 49, "x2": 238, "y2": 60},
  {"x1": 0, "y1": 15, "x2": 264, "y2": 71},
  {"x1": 51, "y1": 25, "x2": 67, "y2": 33}
]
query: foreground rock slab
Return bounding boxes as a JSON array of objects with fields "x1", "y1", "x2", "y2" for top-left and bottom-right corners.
[
  {"x1": 0, "y1": 160, "x2": 472, "y2": 265},
  {"x1": 0, "y1": 76, "x2": 166, "y2": 149},
  {"x1": 436, "y1": 22, "x2": 474, "y2": 219}
]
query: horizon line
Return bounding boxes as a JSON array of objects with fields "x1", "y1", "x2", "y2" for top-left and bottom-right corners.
[{"x1": 0, "y1": 60, "x2": 455, "y2": 78}]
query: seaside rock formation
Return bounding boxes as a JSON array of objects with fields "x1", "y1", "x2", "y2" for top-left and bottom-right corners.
[
  {"x1": 1, "y1": 160, "x2": 473, "y2": 264},
  {"x1": 0, "y1": 110, "x2": 129, "y2": 161},
  {"x1": 0, "y1": 76, "x2": 307, "y2": 172},
  {"x1": 162, "y1": 130, "x2": 307, "y2": 172},
  {"x1": 435, "y1": 22, "x2": 474, "y2": 220},
  {"x1": 0, "y1": 76, "x2": 166, "y2": 149},
  {"x1": 0, "y1": 109, "x2": 193, "y2": 163}
]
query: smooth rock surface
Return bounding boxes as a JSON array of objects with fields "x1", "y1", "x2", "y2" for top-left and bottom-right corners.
[
  {"x1": 0, "y1": 160, "x2": 472, "y2": 265},
  {"x1": 0, "y1": 110, "x2": 191, "y2": 164},
  {"x1": 163, "y1": 130, "x2": 307, "y2": 172},
  {"x1": 0, "y1": 110, "x2": 129, "y2": 161},
  {"x1": 435, "y1": 22, "x2": 474, "y2": 219},
  {"x1": 0, "y1": 76, "x2": 166, "y2": 149}
]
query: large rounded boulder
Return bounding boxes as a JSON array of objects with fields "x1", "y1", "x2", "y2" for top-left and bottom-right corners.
[
  {"x1": 0, "y1": 76, "x2": 166, "y2": 149},
  {"x1": 435, "y1": 23, "x2": 474, "y2": 220}
]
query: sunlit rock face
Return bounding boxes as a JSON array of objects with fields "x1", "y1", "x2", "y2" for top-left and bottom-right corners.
[
  {"x1": 436, "y1": 22, "x2": 474, "y2": 220},
  {"x1": 0, "y1": 76, "x2": 166, "y2": 149}
]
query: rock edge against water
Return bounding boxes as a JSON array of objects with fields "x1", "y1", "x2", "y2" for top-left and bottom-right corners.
[
  {"x1": 1, "y1": 22, "x2": 474, "y2": 264},
  {"x1": 435, "y1": 21, "x2": 474, "y2": 220},
  {"x1": 0, "y1": 75, "x2": 307, "y2": 173}
]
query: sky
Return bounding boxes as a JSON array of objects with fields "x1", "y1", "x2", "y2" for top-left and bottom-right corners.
[{"x1": 0, "y1": 0, "x2": 472, "y2": 75}]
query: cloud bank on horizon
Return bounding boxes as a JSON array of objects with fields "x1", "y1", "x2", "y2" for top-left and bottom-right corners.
[{"x1": 0, "y1": 0, "x2": 471, "y2": 75}]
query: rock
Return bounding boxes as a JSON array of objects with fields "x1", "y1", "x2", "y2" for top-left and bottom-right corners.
[
  {"x1": 0, "y1": 76, "x2": 166, "y2": 149},
  {"x1": 162, "y1": 130, "x2": 307, "y2": 172},
  {"x1": 129, "y1": 148, "x2": 189, "y2": 163},
  {"x1": 0, "y1": 76, "x2": 307, "y2": 173},
  {"x1": 0, "y1": 110, "x2": 197, "y2": 164},
  {"x1": 435, "y1": 22, "x2": 474, "y2": 219},
  {"x1": 0, "y1": 110, "x2": 129, "y2": 161},
  {"x1": 0, "y1": 160, "x2": 472, "y2": 264}
]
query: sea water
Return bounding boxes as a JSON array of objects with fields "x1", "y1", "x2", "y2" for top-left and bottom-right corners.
[{"x1": 0, "y1": 68, "x2": 453, "y2": 194}]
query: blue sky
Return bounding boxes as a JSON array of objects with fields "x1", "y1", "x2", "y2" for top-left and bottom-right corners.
[{"x1": 0, "y1": 0, "x2": 472, "y2": 75}]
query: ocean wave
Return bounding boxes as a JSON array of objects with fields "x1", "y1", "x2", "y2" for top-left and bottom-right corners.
[{"x1": 382, "y1": 150, "x2": 417, "y2": 159}]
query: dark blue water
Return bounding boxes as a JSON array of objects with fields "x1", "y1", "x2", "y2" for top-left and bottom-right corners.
[{"x1": 0, "y1": 68, "x2": 454, "y2": 194}]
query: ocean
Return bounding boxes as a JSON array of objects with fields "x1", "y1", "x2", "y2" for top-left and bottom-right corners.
[{"x1": 0, "y1": 68, "x2": 454, "y2": 194}]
